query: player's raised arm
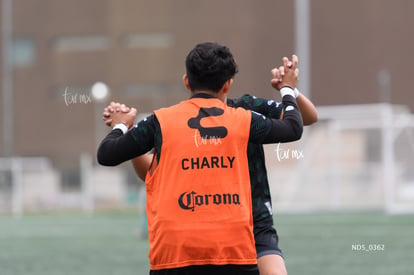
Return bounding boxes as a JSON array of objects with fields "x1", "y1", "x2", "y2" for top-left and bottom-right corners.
[
  {"x1": 101, "y1": 102, "x2": 153, "y2": 179},
  {"x1": 97, "y1": 107, "x2": 155, "y2": 166},
  {"x1": 271, "y1": 56, "x2": 318, "y2": 126},
  {"x1": 250, "y1": 55, "x2": 303, "y2": 144}
]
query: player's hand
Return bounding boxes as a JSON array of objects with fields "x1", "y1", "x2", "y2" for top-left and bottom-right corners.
[
  {"x1": 271, "y1": 55, "x2": 299, "y2": 90},
  {"x1": 270, "y1": 67, "x2": 283, "y2": 88},
  {"x1": 110, "y1": 106, "x2": 137, "y2": 129},
  {"x1": 102, "y1": 102, "x2": 131, "y2": 127},
  {"x1": 271, "y1": 66, "x2": 300, "y2": 90}
]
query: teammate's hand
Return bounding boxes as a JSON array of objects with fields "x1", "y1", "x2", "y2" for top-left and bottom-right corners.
[{"x1": 102, "y1": 102, "x2": 131, "y2": 127}]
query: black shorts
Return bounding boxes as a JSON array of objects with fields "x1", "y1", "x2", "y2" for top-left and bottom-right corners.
[
  {"x1": 150, "y1": 264, "x2": 259, "y2": 275},
  {"x1": 254, "y1": 221, "x2": 283, "y2": 258}
]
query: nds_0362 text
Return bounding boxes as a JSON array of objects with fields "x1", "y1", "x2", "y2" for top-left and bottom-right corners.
[{"x1": 351, "y1": 243, "x2": 385, "y2": 252}]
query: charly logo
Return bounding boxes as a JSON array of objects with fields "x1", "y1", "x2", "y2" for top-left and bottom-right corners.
[
  {"x1": 188, "y1": 107, "x2": 228, "y2": 145},
  {"x1": 178, "y1": 191, "x2": 240, "y2": 212}
]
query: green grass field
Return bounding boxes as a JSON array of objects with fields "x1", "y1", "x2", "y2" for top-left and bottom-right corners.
[{"x1": 1, "y1": 211, "x2": 413, "y2": 275}]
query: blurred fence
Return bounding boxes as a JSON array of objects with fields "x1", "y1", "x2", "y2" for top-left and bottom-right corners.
[
  {"x1": 1, "y1": 103, "x2": 414, "y2": 216},
  {"x1": 0, "y1": 155, "x2": 136, "y2": 216},
  {"x1": 266, "y1": 103, "x2": 414, "y2": 214}
]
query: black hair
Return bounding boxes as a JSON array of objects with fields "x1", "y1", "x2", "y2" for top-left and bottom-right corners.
[{"x1": 185, "y1": 42, "x2": 238, "y2": 92}]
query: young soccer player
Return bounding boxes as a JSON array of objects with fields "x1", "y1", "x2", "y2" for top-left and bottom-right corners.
[
  {"x1": 103, "y1": 66, "x2": 317, "y2": 275},
  {"x1": 97, "y1": 42, "x2": 303, "y2": 274}
]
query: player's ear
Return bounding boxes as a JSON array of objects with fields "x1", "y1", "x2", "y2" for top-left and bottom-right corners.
[
  {"x1": 183, "y1": 74, "x2": 191, "y2": 91},
  {"x1": 222, "y1": 78, "x2": 234, "y2": 94}
]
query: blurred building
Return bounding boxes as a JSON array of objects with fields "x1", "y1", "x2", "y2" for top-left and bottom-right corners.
[{"x1": 0, "y1": 0, "x2": 413, "y2": 202}]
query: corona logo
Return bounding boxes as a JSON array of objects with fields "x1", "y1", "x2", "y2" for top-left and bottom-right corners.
[{"x1": 178, "y1": 191, "x2": 240, "y2": 212}]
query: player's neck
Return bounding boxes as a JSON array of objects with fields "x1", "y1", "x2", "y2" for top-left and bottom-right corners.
[{"x1": 191, "y1": 90, "x2": 226, "y2": 102}]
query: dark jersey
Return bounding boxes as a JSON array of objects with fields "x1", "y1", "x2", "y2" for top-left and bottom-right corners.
[{"x1": 227, "y1": 95, "x2": 282, "y2": 230}]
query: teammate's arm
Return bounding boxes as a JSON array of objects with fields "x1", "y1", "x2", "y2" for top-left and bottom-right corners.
[
  {"x1": 295, "y1": 93, "x2": 318, "y2": 125},
  {"x1": 131, "y1": 154, "x2": 152, "y2": 181}
]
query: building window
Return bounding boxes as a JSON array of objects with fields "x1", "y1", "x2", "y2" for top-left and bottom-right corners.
[
  {"x1": 52, "y1": 35, "x2": 109, "y2": 52},
  {"x1": 12, "y1": 37, "x2": 35, "y2": 68},
  {"x1": 123, "y1": 33, "x2": 174, "y2": 49}
]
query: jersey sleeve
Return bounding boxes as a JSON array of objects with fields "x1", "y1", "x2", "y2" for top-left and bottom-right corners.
[
  {"x1": 249, "y1": 95, "x2": 303, "y2": 144},
  {"x1": 231, "y1": 94, "x2": 283, "y2": 119},
  {"x1": 97, "y1": 114, "x2": 158, "y2": 166}
]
